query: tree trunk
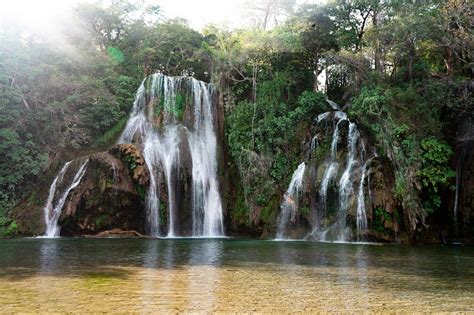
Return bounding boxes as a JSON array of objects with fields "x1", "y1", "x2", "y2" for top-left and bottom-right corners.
[
  {"x1": 373, "y1": 11, "x2": 382, "y2": 77},
  {"x1": 445, "y1": 47, "x2": 454, "y2": 78}
]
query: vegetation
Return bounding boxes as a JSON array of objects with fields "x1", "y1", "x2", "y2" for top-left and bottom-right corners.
[{"x1": 0, "y1": 0, "x2": 472, "y2": 237}]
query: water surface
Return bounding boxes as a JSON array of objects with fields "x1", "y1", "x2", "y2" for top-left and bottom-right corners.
[{"x1": 0, "y1": 238, "x2": 472, "y2": 312}]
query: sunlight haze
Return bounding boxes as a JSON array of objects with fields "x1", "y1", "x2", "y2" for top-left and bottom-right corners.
[{"x1": 0, "y1": 0, "x2": 326, "y2": 33}]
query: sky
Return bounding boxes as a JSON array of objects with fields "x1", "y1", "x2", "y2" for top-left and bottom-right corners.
[{"x1": 0, "y1": 0, "x2": 326, "y2": 34}]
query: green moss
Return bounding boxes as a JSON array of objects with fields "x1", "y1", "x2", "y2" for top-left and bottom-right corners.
[
  {"x1": 159, "y1": 202, "x2": 167, "y2": 226},
  {"x1": 164, "y1": 92, "x2": 186, "y2": 120},
  {"x1": 373, "y1": 206, "x2": 391, "y2": 233},
  {"x1": 144, "y1": 76, "x2": 153, "y2": 94},
  {"x1": 135, "y1": 184, "x2": 146, "y2": 200},
  {"x1": 153, "y1": 97, "x2": 164, "y2": 119},
  {"x1": 300, "y1": 205, "x2": 310, "y2": 217},
  {"x1": 124, "y1": 154, "x2": 137, "y2": 171},
  {"x1": 0, "y1": 217, "x2": 18, "y2": 238},
  {"x1": 260, "y1": 204, "x2": 273, "y2": 226},
  {"x1": 232, "y1": 190, "x2": 249, "y2": 225},
  {"x1": 314, "y1": 138, "x2": 331, "y2": 163}
]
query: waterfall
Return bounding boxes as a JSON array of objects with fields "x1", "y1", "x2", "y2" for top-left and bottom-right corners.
[
  {"x1": 43, "y1": 159, "x2": 88, "y2": 237},
  {"x1": 453, "y1": 143, "x2": 467, "y2": 234},
  {"x1": 326, "y1": 98, "x2": 340, "y2": 111},
  {"x1": 310, "y1": 112, "x2": 346, "y2": 238},
  {"x1": 276, "y1": 162, "x2": 306, "y2": 239},
  {"x1": 336, "y1": 122, "x2": 359, "y2": 241},
  {"x1": 118, "y1": 74, "x2": 224, "y2": 237},
  {"x1": 330, "y1": 113, "x2": 347, "y2": 157},
  {"x1": 312, "y1": 164, "x2": 339, "y2": 241},
  {"x1": 188, "y1": 80, "x2": 224, "y2": 236},
  {"x1": 356, "y1": 157, "x2": 373, "y2": 241},
  {"x1": 305, "y1": 109, "x2": 375, "y2": 242},
  {"x1": 142, "y1": 127, "x2": 180, "y2": 237}
]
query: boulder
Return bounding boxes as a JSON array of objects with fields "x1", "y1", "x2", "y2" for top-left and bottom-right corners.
[{"x1": 58, "y1": 143, "x2": 150, "y2": 236}]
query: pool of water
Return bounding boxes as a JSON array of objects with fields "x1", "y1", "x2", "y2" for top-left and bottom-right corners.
[{"x1": 0, "y1": 238, "x2": 473, "y2": 312}]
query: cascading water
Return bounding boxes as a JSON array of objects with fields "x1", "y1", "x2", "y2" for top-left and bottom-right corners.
[
  {"x1": 311, "y1": 112, "x2": 346, "y2": 239},
  {"x1": 452, "y1": 142, "x2": 467, "y2": 235},
  {"x1": 280, "y1": 104, "x2": 375, "y2": 242},
  {"x1": 118, "y1": 73, "x2": 224, "y2": 237},
  {"x1": 276, "y1": 162, "x2": 306, "y2": 239},
  {"x1": 188, "y1": 80, "x2": 224, "y2": 236},
  {"x1": 43, "y1": 159, "x2": 89, "y2": 237},
  {"x1": 336, "y1": 122, "x2": 359, "y2": 241},
  {"x1": 326, "y1": 98, "x2": 340, "y2": 111},
  {"x1": 356, "y1": 157, "x2": 374, "y2": 241}
]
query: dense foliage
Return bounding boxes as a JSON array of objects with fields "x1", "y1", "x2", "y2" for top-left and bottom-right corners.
[
  {"x1": 0, "y1": 0, "x2": 472, "y2": 236},
  {"x1": 215, "y1": 0, "x2": 472, "y2": 232}
]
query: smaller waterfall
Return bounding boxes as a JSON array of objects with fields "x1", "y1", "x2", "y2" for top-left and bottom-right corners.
[
  {"x1": 276, "y1": 162, "x2": 306, "y2": 239},
  {"x1": 453, "y1": 143, "x2": 467, "y2": 234},
  {"x1": 306, "y1": 109, "x2": 375, "y2": 242},
  {"x1": 43, "y1": 159, "x2": 88, "y2": 237},
  {"x1": 43, "y1": 162, "x2": 71, "y2": 236},
  {"x1": 356, "y1": 157, "x2": 373, "y2": 241}
]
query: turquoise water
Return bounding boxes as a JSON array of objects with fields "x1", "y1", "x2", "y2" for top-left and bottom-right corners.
[{"x1": 0, "y1": 238, "x2": 473, "y2": 312}]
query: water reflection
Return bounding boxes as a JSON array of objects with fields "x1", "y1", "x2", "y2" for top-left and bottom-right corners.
[
  {"x1": 354, "y1": 246, "x2": 369, "y2": 309},
  {"x1": 141, "y1": 240, "x2": 159, "y2": 309},
  {"x1": 38, "y1": 239, "x2": 60, "y2": 308},
  {"x1": 0, "y1": 239, "x2": 472, "y2": 312},
  {"x1": 139, "y1": 239, "x2": 223, "y2": 312},
  {"x1": 39, "y1": 239, "x2": 59, "y2": 274},
  {"x1": 276, "y1": 242, "x2": 310, "y2": 310},
  {"x1": 188, "y1": 240, "x2": 222, "y2": 311}
]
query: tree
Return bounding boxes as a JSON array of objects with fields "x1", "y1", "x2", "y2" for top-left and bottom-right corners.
[
  {"x1": 244, "y1": 0, "x2": 296, "y2": 30},
  {"x1": 297, "y1": 4, "x2": 339, "y2": 90}
]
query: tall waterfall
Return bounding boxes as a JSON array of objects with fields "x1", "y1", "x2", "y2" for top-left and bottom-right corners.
[
  {"x1": 118, "y1": 74, "x2": 224, "y2": 237},
  {"x1": 43, "y1": 159, "x2": 89, "y2": 237},
  {"x1": 276, "y1": 162, "x2": 306, "y2": 239}
]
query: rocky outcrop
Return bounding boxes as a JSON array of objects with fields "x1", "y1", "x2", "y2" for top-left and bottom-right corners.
[
  {"x1": 366, "y1": 158, "x2": 406, "y2": 242},
  {"x1": 58, "y1": 143, "x2": 150, "y2": 236},
  {"x1": 441, "y1": 113, "x2": 474, "y2": 243},
  {"x1": 270, "y1": 111, "x2": 408, "y2": 242},
  {"x1": 457, "y1": 141, "x2": 474, "y2": 238}
]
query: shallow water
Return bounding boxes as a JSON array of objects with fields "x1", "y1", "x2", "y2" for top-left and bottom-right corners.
[{"x1": 0, "y1": 238, "x2": 473, "y2": 312}]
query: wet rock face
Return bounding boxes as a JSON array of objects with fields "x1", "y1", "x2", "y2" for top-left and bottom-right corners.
[
  {"x1": 275, "y1": 110, "x2": 406, "y2": 242},
  {"x1": 450, "y1": 140, "x2": 474, "y2": 241},
  {"x1": 58, "y1": 144, "x2": 150, "y2": 236},
  {"x1": 366, "y1": 158, "x2": 404, "y2": 242}
]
